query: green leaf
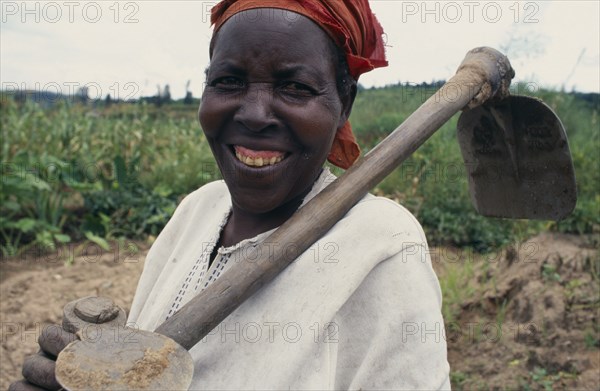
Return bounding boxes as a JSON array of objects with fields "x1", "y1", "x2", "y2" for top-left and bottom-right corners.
[
  {"x1": 84, "y1": 231, "x2": 111, "y2": 251},
  {"x1": 54, "y1": 233, "x2": 71, "y2": 243},
  {"x1": 22, "y1": 172, "x2": 52, "y2": 191},
  {"x1": 14, "y1": 218, "x2": 37, "y2": 232},
  {"x1": 35, "y1": 231, "x2": 56, "y2": 251},
  {"x1": 2, "y1": 201, "x2": 21, "y2": 213},
  {"x1": 114, "y1": 155, "x2": 127, "y2": 187},
  {"x1": 153, "y1": 184, "x2": 173, "y2": 197}
]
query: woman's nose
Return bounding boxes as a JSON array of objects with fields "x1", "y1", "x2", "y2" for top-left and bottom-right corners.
[{"x1": 233, "y1": 84, "x2": 278, "y2": 132}]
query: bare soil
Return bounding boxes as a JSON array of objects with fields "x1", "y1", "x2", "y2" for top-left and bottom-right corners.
[
  {"x1": 1, "y1": 233, "x2": 598, "y2": 390},
  {"x1": 0, "y1": 242, "x2": 147, "y2": 389},
  {"x1": 432, "y1": 233, "x2": 600, "y2": 390}
]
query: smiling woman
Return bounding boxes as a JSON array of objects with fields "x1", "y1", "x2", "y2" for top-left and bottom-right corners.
[
  {"x1": 200, "y1": 9, "x2": 351, "y2": 242},
  {"x1": 10, "y1": 1, "x2": 450, "y2": 390}
]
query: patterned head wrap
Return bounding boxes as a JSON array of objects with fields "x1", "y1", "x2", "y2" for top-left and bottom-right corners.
[{"x1": 211, "y1": 0, "x2": 388, "y2": 169}]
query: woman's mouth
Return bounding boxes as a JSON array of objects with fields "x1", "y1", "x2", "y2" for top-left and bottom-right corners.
[{"x1": 233, "y1": 145, "x2": 287, "y2": 167}]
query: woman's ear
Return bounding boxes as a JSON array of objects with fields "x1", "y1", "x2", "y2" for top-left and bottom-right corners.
[{"x1": 338, "y1": 82, "x2": 357, "y2": 128}]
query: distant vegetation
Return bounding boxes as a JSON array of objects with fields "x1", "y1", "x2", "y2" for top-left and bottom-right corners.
[{"x1": 1, "y1": 84, "x2": 598, "y2": 256}]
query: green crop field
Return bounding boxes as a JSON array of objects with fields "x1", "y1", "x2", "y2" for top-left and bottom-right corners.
[{"x1": 1, "y1": 85, "x2": 598, "y2": 256}]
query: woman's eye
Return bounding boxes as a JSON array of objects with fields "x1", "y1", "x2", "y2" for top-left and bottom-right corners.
[
  {"x1": 211, "y1": 77, "x2": 245, "y2": 90},
  {"x1": 279, "y1": 82, "x2": 316, "y2": 96}
]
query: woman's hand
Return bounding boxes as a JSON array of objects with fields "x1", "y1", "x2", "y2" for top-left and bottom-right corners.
[
  {"x1": 10, "y1": 297, "x2": 125, "y2": 390},
  {"x1": 9, "y1": 325, "x2": 77, "y2": 391}
]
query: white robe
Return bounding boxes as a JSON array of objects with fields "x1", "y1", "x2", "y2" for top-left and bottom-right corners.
[{"x1": 128, "y1": 168, "x2": 451, "y2": 390}]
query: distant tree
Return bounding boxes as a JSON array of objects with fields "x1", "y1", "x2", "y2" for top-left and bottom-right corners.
[
  {"x1": 184, "y1": 80, "x2": 193, "y2": 105},
  {"x1": 14, "y1": 90, "x2": 26, "y2": 104},
  {"x1": 105, "y1": 94, "x2": 112, "y2": 106},
  {"x1": 155, "y1": 84, "x2": 163, "y2": 107},
  {"x1": 76, "y1": 86, "x2": 89, "y2": 104},
  {"x1": 162, "y1": 84, "x2": 172, "y2": 103}
]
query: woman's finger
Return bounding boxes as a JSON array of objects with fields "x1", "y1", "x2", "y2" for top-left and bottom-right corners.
[
  {"x1": 38, "y1": 324, "x2": 77, "y2": 357},
  {"x1": 22, "y1": 352, "x2": 61, "y2": 391},
  {"x1": 8, "y1": 379, "x2": 47, "y2": 391}
]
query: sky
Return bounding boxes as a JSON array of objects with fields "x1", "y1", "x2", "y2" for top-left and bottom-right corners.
[{"x1": 1, "y1": 1, "x2": 599, "y2": 99}]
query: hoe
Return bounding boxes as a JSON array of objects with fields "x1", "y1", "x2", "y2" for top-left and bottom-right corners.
[{"x1": 55, "y1": 47, "x2": 576, "y2": 390}]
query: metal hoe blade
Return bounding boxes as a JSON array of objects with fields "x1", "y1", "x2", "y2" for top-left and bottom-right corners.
[
  {"x1": 55, "y1": 327, "x2": 193, "y2": 390},
  {"x1": 457, "y1": 95, "x2": 577, "y2": 220}
]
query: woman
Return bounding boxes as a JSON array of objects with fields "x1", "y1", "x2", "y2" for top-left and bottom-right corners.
[{"x1": 11, "y1": 1, "x2": 450, "y2": 389}]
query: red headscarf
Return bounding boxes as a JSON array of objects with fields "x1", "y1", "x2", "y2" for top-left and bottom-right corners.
[{"x1": 210, "y1": 0, "x2": 388, "y2": 169}]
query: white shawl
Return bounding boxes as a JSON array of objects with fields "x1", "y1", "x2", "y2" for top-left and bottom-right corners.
[{"x1": 128, "y1": 168, "x2": 450, "y2": 390}]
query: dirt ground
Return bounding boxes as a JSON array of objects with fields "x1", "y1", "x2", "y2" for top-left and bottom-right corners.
[
  {"x1": 434, "y1": 233, "x2": 600, "y2": 390},
  {"x1": 1, "y1": 233, "x2": 598, "y2": 390}
]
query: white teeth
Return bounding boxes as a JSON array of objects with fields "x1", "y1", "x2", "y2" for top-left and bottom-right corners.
[{"x1": 235, "y1": 150, "x2": 284, "y2": 167}]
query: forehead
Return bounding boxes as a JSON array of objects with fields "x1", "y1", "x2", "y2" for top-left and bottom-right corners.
[{"x1": 210, "y1": 9, "x2": 335, "y2": 71}]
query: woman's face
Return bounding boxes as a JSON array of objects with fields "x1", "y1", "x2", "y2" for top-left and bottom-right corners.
[{"x1": 199, "y1": 9, "x2": 352, "y2": 214}]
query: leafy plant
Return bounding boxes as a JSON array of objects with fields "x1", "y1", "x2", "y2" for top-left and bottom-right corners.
[
  {"x1": 583, "y1": 325, "x2": 600, "y2": 348},
  {"x1": 1, "y1": 85, "x2": 598, "y2": 254},
  {"x1": 542, "y1": 264, "x2": 562, "y2": 283},
  {"x1": 0, "y1": 150, "x2": 92, "y2": 255},
  {"x1": 81, "y1": 155, "x2": 177, "y2": 240},
  {"x1": 449, "y1": 371, "x2": 468, "y2": 390}
]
